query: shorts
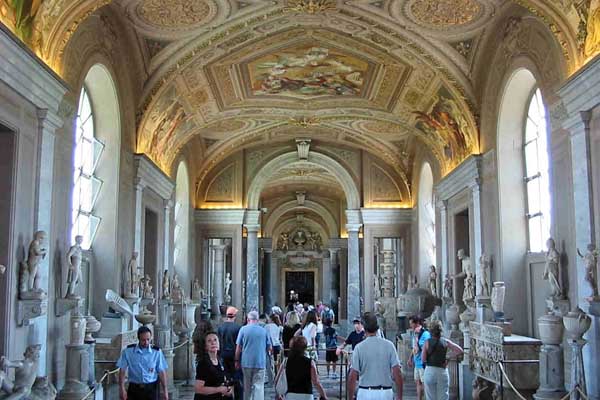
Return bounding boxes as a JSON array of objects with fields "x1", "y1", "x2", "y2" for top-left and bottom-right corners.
[
  {"x1": 326, "y1": 349, "x2": 338, "y2": 362},
  {"x1": 414, "y1": 367, "x2": 425, "y2": 382}
]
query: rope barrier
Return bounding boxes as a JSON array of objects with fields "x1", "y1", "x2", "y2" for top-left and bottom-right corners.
[
  {"x1": 497, "y1": 362, "x2": 589, "y2": 400},
  {"x1": 78, "y1": 367, "x2": 120, "y2": 400},
  {"x1": 166, "y1": 339, "x2": 190, "y2": 352}
]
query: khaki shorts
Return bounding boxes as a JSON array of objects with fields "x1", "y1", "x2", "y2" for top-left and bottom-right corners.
[{"x1": 414, "y1": 367, "x2": 425, "y2": 382}]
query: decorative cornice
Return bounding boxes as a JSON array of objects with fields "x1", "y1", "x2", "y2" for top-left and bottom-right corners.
[
  {"x1": 434, "y1": 154, "x2": 482, "y2": 201},
  {"x1": 194, "y1": 209, "x2": 246, "y2": 225},
  {"x1": 557, "y1": 54, "x2": 600, "y2": 131},
  {"x1": 345, "y1": 209, "x2": 362, "y2": 226},
  {"x1": 360, "y1": 208, "x2": 413, "y2": 225},
  {"x1": 134, "y1": 154, "x2": 175, "y2": 200}
]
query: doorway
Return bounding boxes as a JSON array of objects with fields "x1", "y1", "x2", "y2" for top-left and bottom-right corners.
[{"x1": 285, "y1": 271, "x2": 315, "y2": 305}]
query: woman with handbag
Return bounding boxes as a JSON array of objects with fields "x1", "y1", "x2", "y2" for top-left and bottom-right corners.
[
  {"x1": 194, "y1": 332, "x2": 233, "y2": 399},
  {"x1": 421, "y1": 322, "x2": 463, "y2": 400},
  {"x1": 275, "y1": 336, "x2": 328, "y2": 400}
]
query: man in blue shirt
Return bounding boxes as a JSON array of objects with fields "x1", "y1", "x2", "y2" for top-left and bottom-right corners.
[
  {"x1": 234, "y1": 311, "x2": 272, "y2": 400},
  {"x1": 117, "y1": 326, "x2": 169, "y2": 400},
  {"x1": 407, "y1": 315, "x2": 430, "y2": 400}
]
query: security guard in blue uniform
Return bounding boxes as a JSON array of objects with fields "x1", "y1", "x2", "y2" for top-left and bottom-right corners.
[{"x1": 118, "y1": 326, "x2": 169, "y2": 400}]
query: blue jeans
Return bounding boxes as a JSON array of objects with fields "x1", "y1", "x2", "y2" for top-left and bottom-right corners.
[{"x1": 423, "y1": 366, "x2": 449, "y2": 400}]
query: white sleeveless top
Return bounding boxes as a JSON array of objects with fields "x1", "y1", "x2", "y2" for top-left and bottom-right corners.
[{"x1": 301, "y1": 322, "x2": 316, "y2": 346}]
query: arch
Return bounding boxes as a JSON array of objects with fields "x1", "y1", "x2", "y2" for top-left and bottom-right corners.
[
  {"x1": 247, "y1": 152, "x2": 361, "y2": 210},
  {"x1": 264, "y1": 200, "x2": 338, "y2": 238},
  {"x1": 417, "y1": 162, "x2": 436, "y2": 285},
  {"x1": 272, "y1": 217, "x2": 330, "y2": 251}
]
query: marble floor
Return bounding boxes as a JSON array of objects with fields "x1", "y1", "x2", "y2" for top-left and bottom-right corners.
[{"x1": 177, "y1": 354, "x2": 417, "y2": 400}]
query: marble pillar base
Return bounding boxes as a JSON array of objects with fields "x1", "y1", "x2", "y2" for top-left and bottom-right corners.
[
  {"x1": 546, "y1": 298, "x2": 570, "y2": 316},
  {"x1": 57, "y1": 345, "x2": 90, "y2": 400},
  {"x1": 583, "y1": 301, "x2": 600, "y2": 400},
  {"x1": 534, "y1": 344, "x2": 566, "y2": 400},
  {"x1": 475, "y1": 297, "x2": 493, "y2": 322}
]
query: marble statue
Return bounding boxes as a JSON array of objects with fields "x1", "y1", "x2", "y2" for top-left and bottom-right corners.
[
  {"x1": 192, "y1": 277, "x2": 204, "y2": 302},
  {"x1": 224, "y1": 273, "x2": 232, "y2": 303},
  {"x1": 0, "y1": 345, "x2": 40, "y2": 399},
  {"x1": 314, "y1": 233, "x2": 323, "y2": 252},
  {"x1": 544, "y1": 238, "x2": 562, "y2": 298},
  {"x1": 478, "y1": 254, "x2": 491, "y2": 297},
  {"x1": 126, "y1": 252, "x2": 140, "y2": 298},
  {"x1": 142, "y1": 274, "x2": 154, "y2": 299},
  {"x1": 443, "y1": 273, "x2": 453, "y2": 299},
  {"x1": 277, "y1": 232, "x2": 289, "y2": 251},
  {"x1": 162, "y1": 270, "x2": 170, "y2": 299},
  {"x1": 307, "y1": 232, "x2": 316, "y2": 251},
  {"x1": 374, "y1": 275, "x2": 381, "y2": 298},
  {"x1": 171, "y1": 272, "x2": 184, "y2": 303},
  {"x1": 65, "y1": 235, "x2": 84, "y2": 299},
  {"x1": 578, "y1": 244, "x2": 599, "y2": 299},
  {"x1": 27, "y1": 231, "x2": 47, "y2": 292},
  {"x1": 19, "y1": 231, "x2": 47, "y2": 299},
  {"x1": 0, "y1": 265, "x2": 5, "y2": 274},
  {"x1": 453, "y1": 249, "x2": 475, "y2": 303},
  {"x1": 428, "y1": 265, "x2": 438, "y2": 297}
]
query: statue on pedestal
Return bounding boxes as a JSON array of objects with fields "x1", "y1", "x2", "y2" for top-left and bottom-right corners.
[
  {"x1": 171, "y1": 272, "x2": 184, "y2": 303},
  {"x1": 428, "y1": 265, "x2": 438, "y2": 297},
  {"x1": 125, "y1": 252, "x2": 140, "y2": 298},
  {"x1": 314, "y1": 233, "x2": 323, "y2": 252},
  {"x1": 224, "y1": 273, "x2": 232, "y2": 304},
  {"x1": 578, "y1": 244, "x2": 599, "y2": 300},
  {"x1": 544, "y1": 238, "x2": 562, "y2": 298},
  {"x1": 453, "y1": 249, "x2": 475, "y2": 303},
  {"x1": 20, "y1": 231, "x2": 48, "y2": 299},
  {"x1": 277, "y1": 232, "x2": 289, "y2": 251},
  {"x1": 142, "y1": 274, "x2": 154, "y2": 299},
  {"x1": 0, "y1": 345, "x2": 41, "y2": 399},
  {"x1": 65, "y1": 235, "x2": 84, "y2": 299},
  {"x1": 374, "y1": 275, "x2": 381, "y2": 298},
  {"x1": 162, "y1": 270, "x2": 170, "y2": 300},
  {"x1": 443, "y1": 273, "x2": 453, "y2": 299},
  {"x1": 478, "y1": 254, "x2": 491, "y2": 297}
]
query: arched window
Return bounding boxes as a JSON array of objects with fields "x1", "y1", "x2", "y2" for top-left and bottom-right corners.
[
  {"x1": 418, "y1": 162, "x2": 436, "y2": 283},
  {"x1": 71, "y1": 87, "x2": 104, "y2": 249},
  {"x1": 174, "y1": 162, "x2": 190, "y2": 271},
  {"x1": 523, "y1": 88, "x2": 551, "y2": 252}
]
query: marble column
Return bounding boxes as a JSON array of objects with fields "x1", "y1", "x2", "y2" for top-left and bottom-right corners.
[
  {"x1": 347, "y1": 224, "x2": 361, "y2": 322},
  {"x1": 329, "y1": 249, "x2": 339, "y2": 311},
  {"x1": 470, "y1": 179, "x2": 483, "y2": 273},
  {"x1": 211, "y1": 243, "x2": 226, "y2": 313},
  {"x1": 133, "y1": 179, "x2": 145, "y2": 255},
  {"x1": 163, "y1": 200, "x2": 172, "y2": 271},
  {"x1": 245, "y1": 224, "x2": 260, "y2": 312},
  {"x1": 263, "y1": 249, "x2": 272, "y2": 311}
]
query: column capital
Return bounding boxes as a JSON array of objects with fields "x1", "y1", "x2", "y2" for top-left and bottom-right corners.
[
  {"x1": 244, "y1": 224, "x2": 261, "y2": 233},
  {"x1": 328, "y1": 248, "x2": 339, "y2": 255},
  {"x1": 346, "y1": 223, "x2": 362, "y2": 233},
  {"x1": 436, "y1": 199, "x2": 448, "y2": 210},
  {"x1": 210, "y1": 243, "x2": 228, "y2": 252},
  {"x1": 134, "y1": 177, "x2": 146, "y2": 191},
  {"x1": 163, "y1": 199, "x2": 173, "y2": 210}
]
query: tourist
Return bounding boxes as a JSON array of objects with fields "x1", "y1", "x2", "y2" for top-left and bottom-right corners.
[
  {"x1": 235, "y1": 311, "x2": 272, "y2": 400},
  {"x1": 337, "y1": 317, "x2": 365, "y2": 355},
  {"x1": 407, "y1": 315, "x2": 430, "y2": 400},
  {"x1": 194, "y1": 332, "x2": 233, "y2": 399},
  {"x1": 283, "y1": 311, "x2": 301, "y2": 356},
  {"x1": 324, "y1": 318, "x2": 344, "y2": 378},
  {"x1": 218, "y1": 307, "x2": 242, "y2": 400},
  {"x1": 321, "y1": 304, "x2": 335, "y2": 323},
  {"x1": 297, "y1": 309, "x2": 318, "y2": 362},
  {"x1": 421, "y1": 322, "x2": 463, "y2": 400},
  {"x1": 347, "y1": 313, "x2": 403, "y2": 400},
  {"x1": 275, "y1": 336, "x2": 328, "y2": 400},
  {"x1": 265, "y1": 314, "x2": 283, "y2": 384},
  {"x1": 117, "y1": 326, "x2": 169, "y2": 400}
]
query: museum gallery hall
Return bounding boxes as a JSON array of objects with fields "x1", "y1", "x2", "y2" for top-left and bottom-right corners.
[{"x1": 0, "y1": 0, "x2": 600, "y2": 399}]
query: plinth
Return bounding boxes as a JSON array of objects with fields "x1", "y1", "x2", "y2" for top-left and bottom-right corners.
[{"x1": 57, "y1": 344, "x2": 90, "y2": 400}]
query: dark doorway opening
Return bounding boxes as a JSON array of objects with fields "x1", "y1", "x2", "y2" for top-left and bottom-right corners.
[{"x1": 285, "y1": 271, "x2": 315, "y2": 305}]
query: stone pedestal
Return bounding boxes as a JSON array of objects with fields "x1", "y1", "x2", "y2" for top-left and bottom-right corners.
[
  {"x1": 56, "y1": 298, "x2": 84, "y2": 317},
  {"x1": 534, "y1": 313, "x2": 566, "y2": 400},
  {"x1": 583, "y1": 301, "x2": 600, "y2": 400},
  {"x1": 155, "y1": 324, "x2": 177, "y2": 398},
  {"x1": 174, "y1": 331, "x2": 194, "y2": 382},
  {"x1": 57, "y1": 345, "x2": 90, "y2": 400},
  {"x1": 379, "y1": 297, "x2": 398, "y2": 337},
  {"x1": 17, "y1": 298, "x2": 47, "y2": 326},
  {"x1": 563, "y1": 307, "x2": 591, "y2": 399}
]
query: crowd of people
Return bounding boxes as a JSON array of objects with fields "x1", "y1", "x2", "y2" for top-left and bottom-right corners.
[{"x1": 116, "y1": 302, "x2": 463, "y2": 400}]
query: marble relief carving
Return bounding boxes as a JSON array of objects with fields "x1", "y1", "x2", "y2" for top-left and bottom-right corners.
[
  {"x1": 407, "y1": 0, "x2": 482, "y2": 27},
  {"x1": 137, "y1": 0, "x2": 214, "y2": 27}
]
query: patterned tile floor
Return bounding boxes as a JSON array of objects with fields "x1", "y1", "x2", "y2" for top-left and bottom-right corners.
[{"x1": 177, "y1": 352, "x2": 417, "y2": 400}]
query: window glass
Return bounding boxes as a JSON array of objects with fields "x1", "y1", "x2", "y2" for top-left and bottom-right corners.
[{"x1": 524, "y1": 89, "x2": 551, "y2": 252}]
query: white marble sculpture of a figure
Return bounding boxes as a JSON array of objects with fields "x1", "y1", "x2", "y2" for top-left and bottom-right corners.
[
  {"x1": 307, "y1": 232, "x2": 316, "y2": 251},
  {"x1": 544, "y1": 238, "x2": 562, "y2": 298},
  {"x1": 0, "y1": 345, "x2": 40, "y2": 400},
  {"x1": 454, "y1": 249, "x2": 475, "y2": 303},
  {"x1": 27, "y1": 231, "x2": 47, "y2": 292},
  {"x1": 171, "y1": 272, "x2": 184, "y2": 303},
  {"x1": 142, "y1": 274, "x2": 154, "y2": 299},
  {"x1": 429, "y1": 265, "x2": 438, "y2": 297},
  {"x1": 478, "y1": 254, "x2": 491, "y2": 297},
  {"x1": 278, "y1": 232, "x2": 289, "y2": 251},
  {"x1": 224, "y1": 272, "x2": 232, "y2": 303},
  {"x1": 65, "y1": 235, "x2": 84, "y2": 299},
  {"x1": 578, "y1": 244, "x2": 599, "y2": 299},
  {"x1": 162, "y1": 270, "x2": 170, "y2": 300},
  {"x1": 127, "y1": 251, "x2": 140, "y2": 298},
  {"x1": 444, "y1": 273, "x2": 453, "y2": 299}
]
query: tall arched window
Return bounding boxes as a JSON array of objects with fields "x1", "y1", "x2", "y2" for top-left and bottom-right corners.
[
  {"x1": 418, "y1": 162, "x2": 436, "y2": 283},
  {"x1": 71, "y1": 87, "x2": 104, "y2": 249},
  {"x1": 174, "y1": 162, "x2": 190, "y2": 271},
  {"x1": 523, "y1": 88, "x2": 551, "y2": 252}
]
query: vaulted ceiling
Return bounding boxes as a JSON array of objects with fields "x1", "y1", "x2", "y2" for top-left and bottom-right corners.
[{"x1": 1, "y1": 0, "x2": 598, "y2": 202}]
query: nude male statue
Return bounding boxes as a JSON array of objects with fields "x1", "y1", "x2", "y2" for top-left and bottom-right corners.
[
  {"x1": 0, "y1": 345, "x2": 41, "y2": 400},
  {"x1": 27, "y1": 231, "x2": 47, "y2": 291},
  {"x1": 66, "y1": 235, "x2": 84, "y2": 298}
]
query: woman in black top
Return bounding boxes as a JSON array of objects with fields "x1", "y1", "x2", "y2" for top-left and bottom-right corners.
[
  {"x1": 275, "y1": 336, "x2": 327, "y2": 400},
  {"x1": 282, "y1": 310, "x2": 301, "y2": 355},
  {"x1": 194, "y1": 332, "x2": 233, "y2": 399},
  {"x1": 420, "y1": 322, "x2": 463, "y2": 400}
]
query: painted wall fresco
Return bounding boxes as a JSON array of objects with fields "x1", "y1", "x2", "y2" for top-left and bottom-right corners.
[{"x1": 248, "y1": 45, "x2": 369, "y2": 98}]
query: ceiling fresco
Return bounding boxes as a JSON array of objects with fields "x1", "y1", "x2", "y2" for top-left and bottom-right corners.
[{"x1": 2, "y1": 0, "x2": 600, "y2": 201}]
